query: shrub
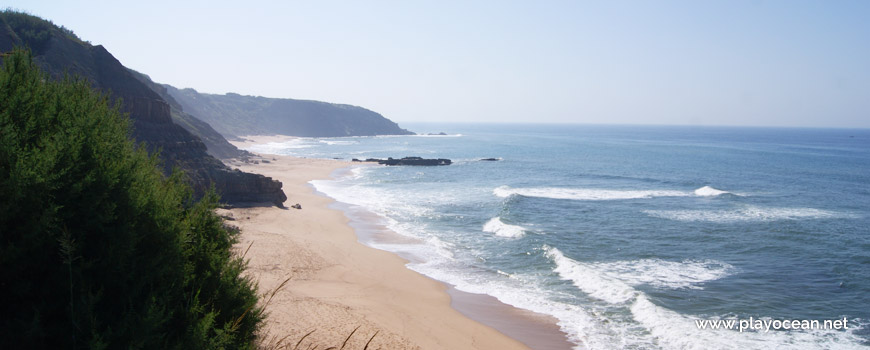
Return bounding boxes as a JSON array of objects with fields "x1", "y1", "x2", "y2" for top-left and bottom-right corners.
[{"x1": 0, "y1": 49, "x2": 261, "y2": 349}]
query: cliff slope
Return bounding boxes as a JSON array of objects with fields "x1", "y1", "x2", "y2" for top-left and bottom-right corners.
[
  {"x1": 0, "y1": 11, "x2": 285, "y2": 206},
  {"x1": 128, "y1": 69, "x2": 248, "y2": 159}
]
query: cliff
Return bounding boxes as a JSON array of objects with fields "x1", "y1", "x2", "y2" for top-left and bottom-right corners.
[
  {"x1": 128, "y1": 69, "x2": 248, "y2": 159},
  {"x1": 0, "y1": 11, "x2": 285, "y2": 206},
  {"x1": 164, "y1": 86, "x2": 415, "y2": 138}
]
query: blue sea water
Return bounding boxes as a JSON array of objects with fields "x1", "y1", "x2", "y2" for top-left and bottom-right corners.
[{"x1": 245, "y1": 124, "x2": 870, "y2": 349}]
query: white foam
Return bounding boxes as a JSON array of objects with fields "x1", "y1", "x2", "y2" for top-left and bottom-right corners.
[
  {"x1": 694, "y1": 186, "x2": 730, "y2": 196},
  {"x1": 408, "y1": 258, "x2": 622, "y2": 349},
  {"x1": 644, "y1": 206, "x2": 854, "y2": 223},
  {"x1": 546, "y1": 247, "x2": 733, "y2": 301},
  {"x1": 546, "y1": 246, "x2": 639, "y2": 304},
  {"x1": 245, "y1": 139, "x2": 314, "y2": 154},
  {"x1": 630, "y1": 294, "x2": 869, "y2": 350},
  {"x1": 314, "y1": 175, "x2": 627, "y2": 348},
  {"x1": 311, "y1": 178, "x2": 435, "y2": 220},
  {"x1": 311, "y1": 169, "x2": 868, "y2": 348},
  {"x1": 348, "y1": 166, "x2": 369, "y2": 179},
  {"x1": 425, "y1": 235, "x2": 456, "y2": 259},
  {"x1": 547, "y1": 246, "x2": 868, "y2": 349},
  {"x1": 596, "y1": 259, "x2": 734, "y2": 290},
  {"x1": 482, "y1": 217, "x2": 527, "y2": 238},
  {"x1": 494, "y1": 186, "x2": 689, "y2": 201},
  {"x1": 547, "y1": 248, "x2": 736, "y2": 309},
  {"x1": 318, "y1": 139, "x2": 357, "y2": 145}
]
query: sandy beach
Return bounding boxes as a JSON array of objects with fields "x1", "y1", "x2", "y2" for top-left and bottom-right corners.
[{"x1": 223, "y1": 136, "x2": 572, "y2": 350}]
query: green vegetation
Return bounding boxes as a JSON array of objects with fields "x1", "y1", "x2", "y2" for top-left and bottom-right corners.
[
  {"x1": 0, "y1": 50, "x2": 261, "y2": 348},
  {"x1": 1, "y1": 9, "x2": 86, "y2": 52}
]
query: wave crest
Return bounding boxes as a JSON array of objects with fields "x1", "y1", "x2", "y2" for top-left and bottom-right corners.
[
  {"x1": 494, "y1": 186, "x2": 688, "y2": 200},
  {"x1": 545, "y1": 246, "x2": 733, "y2": 304},
  {"x1": 694, "y1": 186, "x2": 729, "y2": 196},
  {"x1": 482, "y1": 217, "x2": 527, "y2": 238},
  {"x1": 545, "y1": 246, "x2": 639, "y2": 304},
  {"x1": 544, "y1": 246, "x2": 868, "y2": 349}
]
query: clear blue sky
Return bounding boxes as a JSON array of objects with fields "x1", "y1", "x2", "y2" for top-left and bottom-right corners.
[{"x1": 7, "y1": 0, "x2": 870, "y2": 127}]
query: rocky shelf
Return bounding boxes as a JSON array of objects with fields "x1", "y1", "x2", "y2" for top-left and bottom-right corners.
[{"x1": 353, "y1": 157, "x2": 452, "y2": 166}]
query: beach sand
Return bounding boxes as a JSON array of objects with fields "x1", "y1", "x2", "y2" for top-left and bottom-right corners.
[{"x1": 223, "y1": 136, "x2": 573, "y2": 350}]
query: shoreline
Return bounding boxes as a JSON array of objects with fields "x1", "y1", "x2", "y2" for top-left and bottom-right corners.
[
  {"x1": 326, "y1": 198, "x2": 574, "y2": 350},
  {"x1": 226, "y1": 136, "x2": 574, "y2": 349}
]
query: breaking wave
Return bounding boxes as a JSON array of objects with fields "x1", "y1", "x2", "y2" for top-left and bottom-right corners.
[
  {"x1": 494, "y1": 185, "x2": 736, "y2": 201},
  {"x1": 482, "y1": 217, "x2": 527, "y2": 238},
  {"x1": 694, "y1": 185, "x2": 730, "y2": 196},
  {"x1": 545, "y1": 246, "x2": 867, "y2": 349},
  {"x1": 494, "y1": 186, "x2": 689, "y2": 201}
]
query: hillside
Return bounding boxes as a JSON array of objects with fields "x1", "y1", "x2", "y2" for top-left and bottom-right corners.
[
  {"x1": 165, "y1": 86, "x2": 415, "y2": 138},
  {"x1": 0, "y1": 49, "x2": 262, "y2": 349},
  {"x1": 0, "y1": 11, "x2": 285, "y2": 205},
  {"x1": 128, "y1": 69, "x2": 247, "y2": 159}
]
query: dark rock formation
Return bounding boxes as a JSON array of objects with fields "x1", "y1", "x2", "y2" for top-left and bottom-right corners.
[
  {"x1": 353, "y1": 157, "x2": 451, "y2": 166},
  {"x1": 164, "y1": 85, "x2": 415, "y2": 138},
  {"x1": 0, "y1": 12, "x2": 285, "y2": 206},
  {"x1": 213, "y1": 170, "x2": 286, "y2": 206}
]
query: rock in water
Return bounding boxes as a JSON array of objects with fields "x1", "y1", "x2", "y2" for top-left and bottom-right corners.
[{"x1": 378, "y1": 157, "x2": 452, "y2": 166}]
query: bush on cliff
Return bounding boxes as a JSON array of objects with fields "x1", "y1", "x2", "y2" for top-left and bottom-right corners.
[{"x1": 0, "y1": 49, "x2": 261, "y2": 349}]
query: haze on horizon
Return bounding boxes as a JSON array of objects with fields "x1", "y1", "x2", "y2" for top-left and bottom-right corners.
[{"x1": 8, "y1": 0, "x2": 870, "y2": 128}]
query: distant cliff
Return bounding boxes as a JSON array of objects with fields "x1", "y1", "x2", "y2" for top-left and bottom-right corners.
[
  {"x1": 128, "y1": 69, "x2": 248, "y2": 159},
  {"x1": 0, "y1": 11, "x2": 285, "y2": 206},
  {"x1": 164, "y1": 86, "x2": 415, "y2": 138}
]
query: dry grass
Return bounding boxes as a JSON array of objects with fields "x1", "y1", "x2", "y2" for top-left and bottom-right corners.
[
  {"x1": 259, "y1": 326, "x2": 381, "y2": 350},
  {"x1": 251, "y1": 258, "x2": 383, "y2": 350}
]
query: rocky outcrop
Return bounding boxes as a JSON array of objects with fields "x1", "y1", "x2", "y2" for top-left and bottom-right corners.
[
  {"x1": 353, "y1": 157, "x2": 452, "y2": 166},
  {"x1": 0, "y1": 12, "x2": 285, "y2": 206},
  {"x1": 212, "y1": 170, "x2": 286, "y2": 207}
]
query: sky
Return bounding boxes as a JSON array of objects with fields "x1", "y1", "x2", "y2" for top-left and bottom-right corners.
[{"x1": 6, "y1": 0, "x2": 870, "y2": 127}]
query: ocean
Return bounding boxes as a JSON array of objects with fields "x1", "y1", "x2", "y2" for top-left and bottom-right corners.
[{"x1": 244, "y1": 124, "x2": 870, "y2": 349}]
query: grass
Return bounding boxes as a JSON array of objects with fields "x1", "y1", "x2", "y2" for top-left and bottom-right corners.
[{"x1": 259, "y1": 326, "x2": 381, "y2": 350}]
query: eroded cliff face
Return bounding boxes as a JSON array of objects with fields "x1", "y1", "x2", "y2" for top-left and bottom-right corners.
[
  {"x1": 0, "y1": 12, "x2": 286, "y2": 206},
  {"x1": 127, "y1": 69, "x2": 248, "y2": 160},
  {"x1": 109, "y1": 83, "x2": 288, "y2": 206}
]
